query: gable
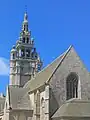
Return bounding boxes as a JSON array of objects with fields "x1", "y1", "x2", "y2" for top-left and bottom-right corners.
[
  {"x1": 49, "y1": 46, "x2": 90, "y2": 98},
  {"x1": 49, "y1": 46, "x2": 90, "y2": 117},
  {"x1": 24, "y1": 46, "x2": 73, "y2": 92},
  {"x1": 24, "y1": 45, "x2": 90, "y2": 101}
]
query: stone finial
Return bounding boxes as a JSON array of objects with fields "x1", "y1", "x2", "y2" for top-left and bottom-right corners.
[{"x1": 24, "y1": 12, "x2": 28, "y2": 21}]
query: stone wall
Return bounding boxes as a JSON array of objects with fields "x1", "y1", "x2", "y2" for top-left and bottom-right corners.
[
  {"x1": 49, "y1": 47, "x2": 90, "y2": 117},
  {"x1": 29, "y1": 86, "x2": 49, "y2": 120}
]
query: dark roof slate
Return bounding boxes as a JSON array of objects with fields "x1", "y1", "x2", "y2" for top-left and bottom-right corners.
[
  {"x1": 52, "y1": 98, "x2": 90, "y2": 119},
  {"x1": 8, "y1": 86, "x2": 33, "y2": 110}
]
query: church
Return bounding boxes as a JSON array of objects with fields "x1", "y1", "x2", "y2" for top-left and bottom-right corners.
[{"x1": 0, "y1": 12, "x2": 90, "y2": 120}]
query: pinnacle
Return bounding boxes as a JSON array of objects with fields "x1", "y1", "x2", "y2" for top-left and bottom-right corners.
[{"x1": 24, "y1": 12, "x2": 28, "y2": 21}]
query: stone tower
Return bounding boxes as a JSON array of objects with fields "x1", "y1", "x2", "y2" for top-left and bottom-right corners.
[{"x1": 10, "y1": 12, "x2": 42, "y2": 87}]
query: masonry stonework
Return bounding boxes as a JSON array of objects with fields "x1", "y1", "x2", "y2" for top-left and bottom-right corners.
[{"x1": 49, "y1": 47, "x2": 90, "y2": 116}]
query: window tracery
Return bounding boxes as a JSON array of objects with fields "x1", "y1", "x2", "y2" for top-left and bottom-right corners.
[{"x1": 66, "y1": 72, "x2": 78, "y2": 100}]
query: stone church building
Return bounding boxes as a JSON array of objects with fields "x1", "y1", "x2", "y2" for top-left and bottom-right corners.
[{"x1": 0, "y1": 12, "x2": 90, "y2": 120}]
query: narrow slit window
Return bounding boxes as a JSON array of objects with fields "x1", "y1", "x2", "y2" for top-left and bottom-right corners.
[
  {"x1": 23, "y1": 37, "x2": 25, "y2": 43},
  {"x1": 27, "y1": 37, "x2": 29, "y2": 43}
]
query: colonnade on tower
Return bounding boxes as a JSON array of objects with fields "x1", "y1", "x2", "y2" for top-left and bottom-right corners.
[{"x1": 10, "y1": 12, "x2": 42, "y2": 87}]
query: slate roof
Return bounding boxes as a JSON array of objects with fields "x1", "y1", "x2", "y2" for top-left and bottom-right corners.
[
  {"x1": 52, "y1": 98, "x2": 90, "y2": 119},
  {"x1": 8, "y1": 86, "x2": 33, "y2": 110},
  {"x1": 24, "y1": 45, "x2": 72, "y2": 92}
]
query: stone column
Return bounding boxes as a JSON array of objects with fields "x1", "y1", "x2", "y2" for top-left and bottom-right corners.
[
  {"x1": 36, "y1": 90, "x2": 40, "y2": 120},
  {"x1": 19, "y1": 49, "x2": 22, "y2": 58},
  {"x1": 32, "y1": 90, "x2": 40, "y2": 120},
  {"x1": 34, "y1": 91, "x2": 37, "y2": 120},
  {"x1": 25, "y1": 48, "x2": 26, "y2": 59},
  {"x1": 78, "y1": 79, "x2": 81, "y2": 99},
  {"x1": 45, "y1": 83, "x2": 49, "y2": 120}
]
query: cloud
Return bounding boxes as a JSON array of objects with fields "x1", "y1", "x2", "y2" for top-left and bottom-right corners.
[{"x1": 0, "y1": 57, "x2": 9, "y2": 76}]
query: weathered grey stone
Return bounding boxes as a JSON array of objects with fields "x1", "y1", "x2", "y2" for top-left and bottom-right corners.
[{"x1": 49, "y1": 47, "x2": 90, "y2": 117}]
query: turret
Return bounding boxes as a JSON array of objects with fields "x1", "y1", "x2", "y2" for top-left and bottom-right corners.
[
  {"x1": 22, "y1": 12, "x2": 28, "y2": 31},
  {"x1": 10, "y1": 45, "x2": 16, "y2": 60}
]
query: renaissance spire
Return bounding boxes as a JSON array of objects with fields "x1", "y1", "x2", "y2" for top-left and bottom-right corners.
[{"x1": 10, "y1": 12, "x2": 42, "y2": 87}]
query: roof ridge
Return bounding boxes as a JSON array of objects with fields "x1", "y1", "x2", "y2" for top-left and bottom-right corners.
[
  {"x1": 37, "y1": 51, "x2": 65, "y2": 74},
  {"x1": 46, "y1": 45, "x2": 73, "y2": 83},
  {"x1": 66, "y1": 98, "x2": 90, "y2": 103},
  {"x1": 24, "y1": 49, "x2": 65, "y2": 88},
  {"x1": 24, "y1": 45, "x2": 73, "y2": 91},
  {"x1": 40, "y1": 45, "x2": 73, "y2": 75},
  {"x1": 24, "y1": 45, "x2": 72, "y2": 88}
]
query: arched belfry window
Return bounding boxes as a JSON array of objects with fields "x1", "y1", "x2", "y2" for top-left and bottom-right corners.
[{"x1": 66, "y1": 72, "x2": 78, "y2": 100}]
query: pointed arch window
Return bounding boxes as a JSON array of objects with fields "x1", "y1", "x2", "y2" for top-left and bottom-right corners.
[
  {"x1": 66, "y1": 72, "x2": 78, "y2": 100},
  {"x1": 41, "y1": 97, "x2": 44, "y2": 108}
]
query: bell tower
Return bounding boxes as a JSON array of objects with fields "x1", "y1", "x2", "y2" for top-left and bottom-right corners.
[{"x1": 10, "y1": 12, "x2": 42, "y2": 87}]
